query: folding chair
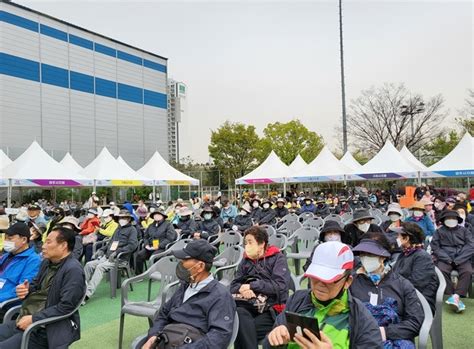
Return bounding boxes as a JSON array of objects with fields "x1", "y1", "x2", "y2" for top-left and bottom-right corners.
[
  {"x1": 276, "y1": 220, "x2": 302, "y2": 236},
  {"x1": 213, "y1": 245, "x2": 244, "y2": 287},
  {"x1": 286, "y1": 227, "x2": 320, "y2": 275},
  {"x1": 299, "y1": 212, "x2": 314, "y2": 223},
  {"x1": 268, "y1": 233, "x2": 288, "y2": 251},
  {"x1": 430, "y1": 266, "x2": 447, "y2": 349},
  {"x1": 415, "y1": 290, "x2": 434, "y2": 349},
  {"x1": 323, "y1": 214, "x2": 343, "y2": 225},
  {"x1": 302, "y1": 217, "x2": 324, "y2": 231}
]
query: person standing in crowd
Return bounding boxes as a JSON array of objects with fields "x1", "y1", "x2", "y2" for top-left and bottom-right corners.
[
  {"x1": 141, "y1": 239, "x2": 235, "y2": 349},
  {"x1": 431, "y1": 210, "x2": 474, "y2": 312},
  {"x1": 0, "y1": 227, "x2": 85, "y2": 348},
  {"x1": 392, "y1": 223, "x2": 439, "y2": 314},
  {"x1": 221, "y1": 198, "x2": 238, "y2": 229},
  {"x1": 350, "y1": 235, "x2": 424, "y2": 347},
  {"x1": 344, "y1": 209, "x2": 382, "y2": 246},
  {"x1": 135, "y1": 208, "x2": 177, "y2": 274},
  {"x1": 232, "y1": 226, "x2": 290, "y2": 349},
  {"x1": 232, "y1": 203, "x2": 253, "y2": 233},
  {"x1": 405, "y1": 201, "x2": 435, "y2": 237},
  {"x1": 265, "y1": 241, "x2": 382, "y2": 349}
]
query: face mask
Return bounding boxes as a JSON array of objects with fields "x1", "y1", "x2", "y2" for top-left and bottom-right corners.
[
  {"x1": 357, "y1": 222, "x2": 370, "y2": 233},
  {"x1": 444, "y1": 219, "x2": 458, "y2": 228},
  {"x1": 240, "y1": 210, "x2": 247, "y2": 216},
  {"x1": 434, "y1": 202, "x2": 442, "y2": 209},
  {"x1": 396, "y1": 237, "x2": 403, "y2": 248},
  {"x1": 389, "y1": 214, "x2": 400, "y2": 222},
  {"x1": 203, "y1": 213, "x2": 212, "y2": 220},
  {"x1": 245, "y1": 244, "x2": 260, "y2": 259},
  {"x1": 3, "y1": 241, "x2": 17, "y2": 253},
  {"x1": 87, "y1": 213, "x2": 95, "y2": 219},
  {"x1": 360, "y1": 255, "x2": 382, "y2": 273},
  {"x1": 119, "y1": 219, "x2": 129, "y2": 227},
  {"x1": 413, "y1": 211, "x2": 424, "y2": 218},
  {"x1": 263, "y1": 203, "x2": 270, "y2": 209},
  {"x1": 104, "y1": 216, "x2": 113, "y2": 223},
  {"x1": 154, "y1": 215, "x2": 164, "y2": 222},
  {"x1": 180, "y1": 215, "x2": 190, "y2": 222},
  {"x1": 252, "y1": 202, "x2": 259, "y2": 208},
  {"x1": 176, "y1": 261, "x2": 200, "y2": 283},
  {"x1": 325, "y1": 234, "x2": 341, "y2": 242},
  {"x1": 305, "y1": 201, "x2": 311, "y2": 206}
]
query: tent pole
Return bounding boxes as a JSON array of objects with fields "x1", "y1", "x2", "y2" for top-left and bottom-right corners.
[
  {"x1": 7, "y1": 179, "x2": 12, "y2": 208},
  {"x1": 417, "y1": 171, "x2": 421, "y2": 186},
  {"x1": 283, "y1": 180, "x2": 287, "y2": 198},
  {"x1": 93, "y1": 179, "x2": 97, "y2": 193},
  {"x1": 153, "y1": 181, "x2": 157, "y2": 203}
]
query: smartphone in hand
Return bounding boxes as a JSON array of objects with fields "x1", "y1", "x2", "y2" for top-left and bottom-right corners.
[{"x1": 285, "y1": 311, "x2": 321, "y2": 341}]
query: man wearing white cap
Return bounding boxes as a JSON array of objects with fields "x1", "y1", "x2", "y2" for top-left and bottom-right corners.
[{"x1": 265, "y1": 241, "x2": 382, "y2": 349}]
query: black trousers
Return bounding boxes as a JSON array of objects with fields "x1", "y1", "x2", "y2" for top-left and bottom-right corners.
[
  {"x1": 234, "y1": 307, "x2": 275, "y2": 349},
  {"x1": 0, "y1": 320, "x2": 48, "y2": 349},
  {"x1": 437, "y1": 261, "x2": 473, "y2": 297},
  {"x1": 135, "y1": 248, "x2": 165, "y2": 274}
]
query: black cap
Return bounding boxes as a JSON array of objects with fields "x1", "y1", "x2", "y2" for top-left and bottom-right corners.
[
  {"x1": 172, "y1": 239, "x2": 218, "y2": 264},
  {"x1": 439, "y1": 210, "x2": 462, "y2": 223},
  {"x1": 6, "y1": 222, "x2": 31, "y2": 238}
]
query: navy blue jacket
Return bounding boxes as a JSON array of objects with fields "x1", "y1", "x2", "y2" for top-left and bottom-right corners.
[
  {"x1": 177, "y1": 218, "x2": 199, "y2": 239},
  {"x1": 230, "y1": 246, "x2": 290, "y2": 307},
  {"x1": 233, "y1": 214, "x2": 252, "y2": 232},
  {"x1": 256, "y1": 208, "x2": 277, "y2": 225},
  {"x1": 431, "y1": 225, "x2": 474, "y2": 265},
  {"x1": 100, "y1": 223, "x2": 138, "y2": 259},
  {"x1": 30, "y1": 254, "x2": 86, "y2": 349},
  {"x1": 262, "y1": 290, "x2": 383, "y2": 349},
  {"x1": 148, "y1": 278, "x2": 236, "y2": 348},
  {"x1": 275, "y1": 206, "x2": 289, "y2": 219},
  {"x1": 144, "y1": 220, "x2": 177, "y2": 250},
  {"x1": 300, "y1": 204, "x2": 316, "y2": 214}
]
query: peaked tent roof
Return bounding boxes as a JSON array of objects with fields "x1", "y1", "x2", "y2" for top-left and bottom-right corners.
[
  {"x1": 137, "y1": 151, "x2": 199, "y2": 185},
  {"x1": 236, "y1": 151, "x2": 291, "y2": 184},
  {"x1": 1, "y1": 141, "x2": 86, "y2": 185},
  {"x1": 0, "y1": 150, "x2": 12, "y2": 185},
  {"x1": 354, "y1": 141, "x2": 419, "y2": 179},
  {"x1": 81, "y1": 147, "x2": 150, "y2": 182},
  {"x1": 425, "y1": 133, "x2": 473, "y2": 177},
  {"x1": 294, "y1": 146, "x2": 358, "y2": 182},
  {"x1": 60, "y1": 153, "x2": 83, "y2": 174},
  {"x1": 340, "y1": 152, "x2": 362, "y2": 170},
  {"x1": 288, "y1": 154, "x2": 307, "y2": 173},
  {"x1": 400, "y1": 146, "x2": 427, "y2": 170}
]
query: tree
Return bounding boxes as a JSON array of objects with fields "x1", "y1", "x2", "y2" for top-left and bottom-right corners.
[
  {"x1": 347, "y1": 83, "x2": 447, "y2": 155},
  {"x1": 256, "y1": 120, "x2": 324, "y2": 164},
  {"x1": 456, "y1": 89, "x2": 474, "y2": 135},
  {"x1": 208, "y1": 121, "x2": 261, "y2": 184},
  {"x1": 422, "y1": 129, "x2": 460, "y2": 166}
]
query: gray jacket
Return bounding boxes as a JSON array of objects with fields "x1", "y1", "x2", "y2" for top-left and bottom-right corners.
[
  {"x1": 144, "y1": 221, "x2": 177, "y2": 250},
  {"x1": 100, "y1": 223, "x2": 138, "y2": 259}
]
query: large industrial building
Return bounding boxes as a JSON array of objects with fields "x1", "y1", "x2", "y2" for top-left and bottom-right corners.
[{"x1": 0, "y1": 0, "x2": 172, "y2": 169}]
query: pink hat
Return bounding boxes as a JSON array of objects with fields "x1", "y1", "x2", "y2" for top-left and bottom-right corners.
[{"x1": 304, "y1": 242, "x2": 354, "y2": 283}]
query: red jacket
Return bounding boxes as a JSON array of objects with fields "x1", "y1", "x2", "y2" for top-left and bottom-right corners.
[{"x1": 80, "y1": 217, "x2": 100, "y2": 235}]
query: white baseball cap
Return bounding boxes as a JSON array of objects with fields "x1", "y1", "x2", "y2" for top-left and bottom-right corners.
[
  {"x1": 304, "y1": 241, "x2": 354, "y2": 283},
  {"x1": 102, "y1": 209, "x2": 114, "y2": 217}
]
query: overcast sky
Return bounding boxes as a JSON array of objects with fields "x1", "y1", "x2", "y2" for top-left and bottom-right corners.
[{"x1": 21, "y1": 0, "x2": 473, "y2": 162}]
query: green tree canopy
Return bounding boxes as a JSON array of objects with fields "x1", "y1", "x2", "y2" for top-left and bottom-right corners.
[
  {"x1": 257, "y1": 120, "x2": 324, "y2": 164},
  {"x1": 208, "y1": 121, "x2": 261, "y2": 183},
  {"x1": 422, "y1": 130, "x2": 461, "y2": 166}
]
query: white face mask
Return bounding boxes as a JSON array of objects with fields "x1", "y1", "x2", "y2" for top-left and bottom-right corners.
[
  {"x1": 204, "y1": 213, "x2": 213, "y2": 220},
  {"x1": 324, "y1": 234, "x2": 341, "y2": 242},
  {"x1": 396, "y1": 237, "x2": 403, "y2": 248},
  {"x1": 389, "y1": 214, "x2": 400, "y2": 222},
  {"x1": 87, "y1": 213, "x2": 95, "y2": 219},
  {"x1": 240, "y1": 210, "x2": 247, "y2": 216},
  {"x1": 360, "y1": 255, "x2": 382, "y2": 273},
  {"x1": 3, "y1": 240, "x2": 17, "y2": 253},
  {"x1": 104, "y1": 216, "x2": 113, "y2": 223},
  {"x1": 119, "y1": 219, "x2": 129, "y2": 227},
  {"x1": 444, "y1": 219, "x2": 458, "y2": 228},
  {"x1": 357, "y1": 222, "x2": 370, "y2": 233},
  {"x1": 252, "y1": 202, "x2": 260, "y2": 208},
  {"x1": 413, "y1": 211, "x2": 424, "y2": 218},
  {"x1": 263, "y1": 203, "x2": 270, "y2": 209},
  {"x1": 154, "y1": 215, "x2": 164, "y2": 222}
]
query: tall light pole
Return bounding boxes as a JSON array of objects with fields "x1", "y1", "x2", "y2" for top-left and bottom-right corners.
[{"x1": 339, "y1": 0, "x2": 348, "y2": 153}]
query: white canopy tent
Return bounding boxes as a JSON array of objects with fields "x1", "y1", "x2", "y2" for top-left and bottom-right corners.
[
  {"x1": 400, "y1": 146, "x2": 427, "y2": 171},
  {"x1": 2, "y1": 141, "x2": 89, "y2": 207},
  {"x1": 349, "y1": 141, "x2": 419, "y2": 180},
  {"x1": 0, "y1": 150, "x2": 12, "y2": 186},
  {"x1": 423, "y1": 133, "x2": 474, "y2": 178},
  {"x1": 236, "y1": 151, "x2": 292, "y2": 185},
  {"x1": 295, "y1": 146, "x2": 361, "y2": 182},
  {"x1": 138, "y1": 151, "x2": 200, "y2": 202},
  {"x1": 288, "y1": 154, "x2": 307, "y2": 173},
  {"x1": 340, "y1": 152, "x2": 362, "y2": 171},
  {"x1": 81, "y1": 147, "x2": 151, "y2": 188},
  {"x1": 60, "y1": 153, "x2": 84, "y2": 174}
]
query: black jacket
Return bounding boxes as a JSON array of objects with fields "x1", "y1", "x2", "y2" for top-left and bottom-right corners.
[
  {"x1": 344, "y1": 223, "x2": 382, "y2": 247},
  {"x1": 275, "y1": 206, "x2": 289, "y2": 219},
  {"x1": 256, "y1": 208, "x2": 277, "y2": 225},
  {"x1": 177, "y1": 218, "x2": 199, "y2": 238},
  {"x1": 144, "y1": 220, "x2": 177, "y2": 250},
  {"x1": 350, "y1": 271, "x2": 424, "y2": 342},
  {"x1": 233, "y1": 214, "x2": 252, "y2": 232},
  {"x1": 431, "y1": 225, "x2": 474, "y2": 265},
  {"x1": 262, "y1": 290, "x2": 383, "y2": 349},
  {"x1": 148, "y1": 278, "x2": 236, "y2": 349},
  {"x1": 230, "y1": 246, "x2": 290, "y2": 307},
  {"x1": 199, "y1": 219, "x2": 220, "y2": 236},
  {"x1": 314, "y1": 203, "x2": 330, "y2": 217},
  {"x1": 250, "y1": 207, "x2": 262, "y2": 221},
  {"x1": 30, "y1": 254, "x2": 86, "y2": 349},
  {"x1": 100, "y1": 223, "x2": 138, "y2": 259},
  {"x1": 392, "y1": 249, "x2": 439, "y2": 314}
]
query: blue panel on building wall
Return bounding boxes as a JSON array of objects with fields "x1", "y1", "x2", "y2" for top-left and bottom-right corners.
[
  {"x1": 95, "y1": 77, "x2": 117, "y2": 98},
  {"x1": 94, "y1": 43, "x2": 117, "y2": 58},
  {"x1": 118, "y1": 83, "x2": 143, "y2": 104},
  {"x1": 70, "y1": 71, "x2": 94, "y2": 93},
  {"x1": 144, "y1": 59, "x2": 167, "y2": 73},
  {"x1": 0, "y1": 52, "x2": 40, "y2": 82},
  {"x1": 0, "y1": 11, "x2": 38, "y2": 32},
  {"x1": 117, "y1": 51, "x2": 143, "y2": 65},
  {"x1": 144, "y1": 90, "x2": 167, "y2": 109},
  {"x1": 41, "y1": 63, "x2": 69, "y2": 88},
  {"x1": 40, "y1": 24, "x2": 68, "y2": 42},
  {"x1": 69, "y1": 34, "x2": 94, "y2": 50}
]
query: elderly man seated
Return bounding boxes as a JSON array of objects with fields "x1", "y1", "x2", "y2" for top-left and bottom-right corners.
[{"x1": 141, "y1": 239, "x2": 235, "y2": 349}]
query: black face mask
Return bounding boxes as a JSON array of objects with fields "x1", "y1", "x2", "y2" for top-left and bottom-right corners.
[
  {"x1": 176, "y1": 261, "x2": 200, "y2": 283},
  {"x1": 180, "y1": 216, "x2": 190, "y2": 222}
]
